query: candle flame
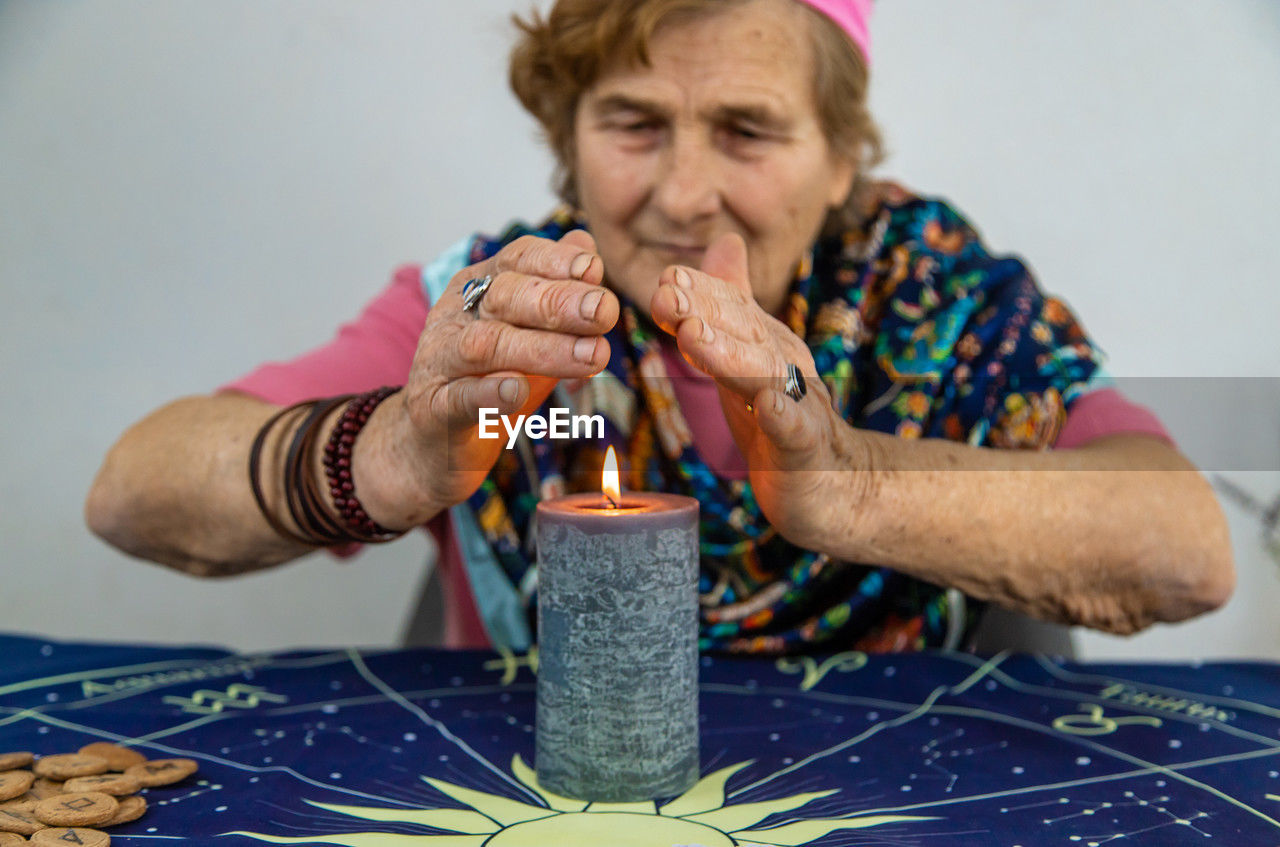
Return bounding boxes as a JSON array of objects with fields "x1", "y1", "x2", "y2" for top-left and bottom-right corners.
[{"x1": 602, "y1": 446, "x2": 621, "y2": 508}]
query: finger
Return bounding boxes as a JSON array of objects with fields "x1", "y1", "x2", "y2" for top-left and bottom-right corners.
[
  {"x1": 699, "y1": 231, "x2": 751, "y2": 298},
  {"x1": 429, "y1": 372, "x2": 567, "y2": 448},
  {"x1": 493, "y1": 233, "x2": 604, "y2": 285},
  {"x1": 657, "y1": 263, "x2": 752, "y2": 308},
  {"x1": 673, "y1": 315, "x2": 790, "y2": 402},
  {"x1": 476, "y1": 271, "x2": 619, "y2": 335},
  {"x1": 449, "y1": 318, "x2": 610, "y2": 378},
  {"x1": 751, "y1": 386, "x2": 826, "y2": 456},
  {"x1": 649, "y1": 283, "x2": 683, "y2": 336},
  {"x1": 438, "y1": 372, "x2": 529, "y2": 430},
  {"x1": 651, "y1": 274, "x2": 769, "y2": 344},
  {"x1": 428, "y1": 370, "x2": 571, "y2": 433},
  {"x1": 559, "y1": 227, "x2": 599, "y2": 260}
]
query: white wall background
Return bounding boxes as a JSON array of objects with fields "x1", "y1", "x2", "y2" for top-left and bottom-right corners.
[{"x1": 2, "y1": 0, "x2": 1277, "y2": 659}]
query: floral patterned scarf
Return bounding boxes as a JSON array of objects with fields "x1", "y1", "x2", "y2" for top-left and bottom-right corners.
[{"x1": 461, "y1": 181, "x2": 1104, "y2": 655}]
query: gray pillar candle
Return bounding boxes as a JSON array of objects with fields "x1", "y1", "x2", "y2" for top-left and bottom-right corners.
[{"x1": 535, "y1": 490, "x2": 700, "y2": 802}]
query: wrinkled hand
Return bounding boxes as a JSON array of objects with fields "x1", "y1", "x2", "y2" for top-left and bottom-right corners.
[
  {"x1": 397, "y1": 230, "x2": 619, "y2": 513},
  {"x1": 649, "y1": 233, "x2": 866, "y2": 545}
]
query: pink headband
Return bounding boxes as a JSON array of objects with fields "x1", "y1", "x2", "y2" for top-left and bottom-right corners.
[{"x1": 794, "y1": 0, "x2": 873, "y2": 65}]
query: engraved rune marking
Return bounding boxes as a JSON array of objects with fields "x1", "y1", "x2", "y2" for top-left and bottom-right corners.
[
  {"x1": 161, "y1": 684, "x2": 287, "y2": 714},
  {"x1": 62, "y1": 797, "x2": 98, "y2": 811},
  {"x1": 1053, "y1": 703, "x2": 1164, "y2": 736},
  {"x1": 776, "y1": 651, "x2": 868, "y2": 691},
  {"x1": 59, "y1": 831, "x2": 85, "y2": 844}
]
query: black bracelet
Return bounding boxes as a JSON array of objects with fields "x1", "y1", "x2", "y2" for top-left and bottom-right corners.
[
  {"x1": 249, "y1": 400, "x2": 325, "y2": 546},
  {"x1": 284, "y1": 395, "x2": 354, "y2": 544}
]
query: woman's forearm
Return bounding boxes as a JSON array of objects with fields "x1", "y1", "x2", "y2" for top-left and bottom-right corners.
[
  {"x1": 86, "y1": 393, "x2": 320, "y2": 575},
  {"x1": 85, "y1": 392, "x2": 445, "y2": 577},
  {"x1": 807, "y1": 432, "x2": 1235, "y2": 634}
]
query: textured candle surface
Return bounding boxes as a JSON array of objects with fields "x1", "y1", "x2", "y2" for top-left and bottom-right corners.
[{"x1": 535, "y1": 492, "x2": 699, "y2": 801}]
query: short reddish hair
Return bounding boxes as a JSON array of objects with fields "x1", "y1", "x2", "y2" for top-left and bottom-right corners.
[{"x1": 509, "y1": 0, "x2": 884, "y2": 233}]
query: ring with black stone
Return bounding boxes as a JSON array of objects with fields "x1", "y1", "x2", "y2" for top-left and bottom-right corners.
[{"x1": 783, "y1": 363, "x2": 807, "y2": 402}]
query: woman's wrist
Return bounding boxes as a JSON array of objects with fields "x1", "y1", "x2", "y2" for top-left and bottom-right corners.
[
  {"x1": 320, "y1": 388, "x2": 405, "y2": 539},
  {"x1": 345, "y1": 391, "x2": 451, "y2": 532},
  {"x1": 783, "y1": 417, "x2": 889, "y2": 560}
]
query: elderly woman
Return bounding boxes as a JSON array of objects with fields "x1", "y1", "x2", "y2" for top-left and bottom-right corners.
[{"x1": 86, "y1": 0, "x2": 1232, "y2": 654}]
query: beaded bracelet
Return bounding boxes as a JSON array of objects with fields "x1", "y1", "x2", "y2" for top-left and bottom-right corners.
[
  {"x1": 322, "y1": 386, "x2": 403, "y2": 541},
  {"x1": 248, "y1": 386, "x2": 405, "y2": 546}
]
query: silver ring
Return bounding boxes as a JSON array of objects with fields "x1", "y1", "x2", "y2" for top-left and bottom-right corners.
[
  {"x1": 783, "y1": 363, "x2": 807, "y2": 402},
  {"x1": 461, "y1": 275, "x2": 493, "y2": 312}
]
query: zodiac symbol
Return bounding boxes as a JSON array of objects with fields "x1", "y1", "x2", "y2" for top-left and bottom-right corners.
[
  {"x1": 776, "y1": 651, "x2": 868, "y2": 691},
  {"x1": 483, "y1": 647, "x2": 540, "y2": 685},
  {"x1": 161, "y1": 684, "x2": 287, "y2": 715},
  {"x1": 1052, "y1": 703, "x2": 1163, "y2": 736}
]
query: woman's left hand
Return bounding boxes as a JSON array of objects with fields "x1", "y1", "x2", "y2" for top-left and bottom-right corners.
[{"x1": 649, "y1": 233, "x2": 875, "y2": 548}]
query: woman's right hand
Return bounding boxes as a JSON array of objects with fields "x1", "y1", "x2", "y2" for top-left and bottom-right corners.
[{"x1": 369, "y1": 229, "x2": 618, "y2": 524}]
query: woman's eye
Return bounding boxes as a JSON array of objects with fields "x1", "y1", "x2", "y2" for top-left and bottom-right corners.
[
  {"x1": 611, "y1": 118, "x2": 659, "y2": 133},
  {"x1": 732, "y1": 126, "x2": 763, "y2": 140}
]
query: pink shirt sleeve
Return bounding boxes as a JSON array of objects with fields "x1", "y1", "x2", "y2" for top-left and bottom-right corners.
[
  {"x1": 1055, "y1": 387, "x2": 1173, "y2": 449},
  {"x1": 219, "y1": 264, "x2": 427, "y2": 402}
]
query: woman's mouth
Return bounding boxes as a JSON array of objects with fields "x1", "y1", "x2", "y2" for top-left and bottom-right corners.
[{"x1": 646, "y1": 241, "x2": 708, "y2": 262}]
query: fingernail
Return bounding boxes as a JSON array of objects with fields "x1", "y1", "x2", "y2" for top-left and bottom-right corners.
[
  {"x1": 699, "y1": 319, "x2": 714, "y2": 343},
  {"x1": 573, "y1": 336, "x2": 597, "y2": 363},
  {"x1": 499, "y1": 378, "x2": 521, "y2": 404},
  {"x1": 773, "y1": 391, "x2": 785, "y2": 414},
  {"x1": 674, "y1": 268, "x2": 693, "y2": 288},
  {"x1": 579, "y1": 289, "x2": 603, "y2": 320},
  {"x1": 672, "y1": 286, "x2": 689, "y2": 314},
  {"x1": 570, "y1": 253, "x2": 593, "y2": 279}
]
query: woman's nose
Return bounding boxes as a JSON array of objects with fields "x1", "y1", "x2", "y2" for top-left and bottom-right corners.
[{"x1": 652, "y1": 132, "x2": 721, "y2": 226}]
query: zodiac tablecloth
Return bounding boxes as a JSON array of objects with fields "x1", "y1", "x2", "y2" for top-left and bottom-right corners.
[{"x1": 1, "y1": 633, "x2": 1277, "y2": 845}]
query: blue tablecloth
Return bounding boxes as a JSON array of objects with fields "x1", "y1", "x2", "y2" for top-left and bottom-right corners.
[{"x1": 1, "y1": 633, "x2": 1277, "y2": 845}]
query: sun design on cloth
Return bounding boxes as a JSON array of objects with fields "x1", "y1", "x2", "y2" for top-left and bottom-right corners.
[{"x1": 230, "y1": 757, "x2": 935, "y2": 846}]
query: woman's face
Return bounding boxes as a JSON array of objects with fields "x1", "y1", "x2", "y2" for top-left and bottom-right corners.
[{"x1": 573, "y1": 0, "x2": 856, "y2": 318}]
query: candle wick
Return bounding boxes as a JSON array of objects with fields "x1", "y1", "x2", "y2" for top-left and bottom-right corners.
[{"x1": 604, "y1": 492, "x2": 619, "y2": 509}]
